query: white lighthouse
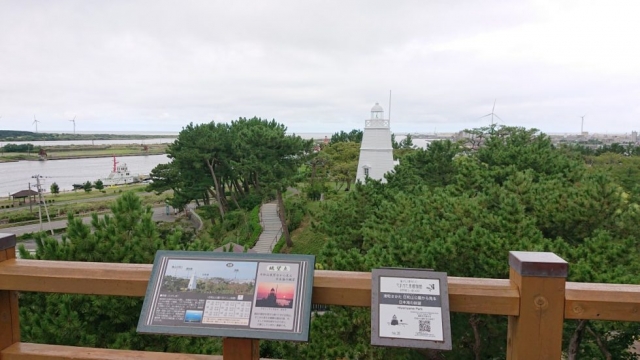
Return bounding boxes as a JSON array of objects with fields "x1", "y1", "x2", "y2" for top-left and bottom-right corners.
[{"x1": 356, "y1": 103, "x2": 395, "y2": 183}]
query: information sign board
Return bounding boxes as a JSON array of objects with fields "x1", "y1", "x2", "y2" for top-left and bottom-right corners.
[
  {"x1": 137, "y1": 251, "x2": 315, "y2": 342},
  {"x1": 371, "y1": 268, "x2": 452, "y2": 350}
]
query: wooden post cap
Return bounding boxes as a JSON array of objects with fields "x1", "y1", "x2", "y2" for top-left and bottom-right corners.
[
  {"x1": 0, "y1": 234, "x2": 16, "y2": 251},
  {"x1": 509, "y1": 251, "x2": 567, "y2": 278}
]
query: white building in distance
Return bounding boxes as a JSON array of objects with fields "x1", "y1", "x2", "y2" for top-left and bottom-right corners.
[{"x1": 356, "y1": 103, "x2": 395, "y2": 183}]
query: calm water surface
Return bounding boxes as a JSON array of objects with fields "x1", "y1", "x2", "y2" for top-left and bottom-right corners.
[
  {"x1": 0, "y1": 134, "x2": 428, "y2": 197},
  {"x1": 0, "y1": 155, "x2": 169, "y2": 196},
  {"x1": 0, "y1": 138, "x2": 176, "y2": 147}
]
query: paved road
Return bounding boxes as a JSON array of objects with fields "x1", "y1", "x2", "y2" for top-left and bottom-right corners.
[{"x1": 3, "y1": 207, "x2": 174, "y2": 237}]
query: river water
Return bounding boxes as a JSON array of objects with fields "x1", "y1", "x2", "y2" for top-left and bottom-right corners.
[
  {"x1": 0, "y1": 133, "x2": 428, "y2": 197},
  {"x1": 0, "y1": 138, "x2": 176, "y2": 147},
  {"x1": 0, "y1": 154, "x2": 170, "y2": 197}
]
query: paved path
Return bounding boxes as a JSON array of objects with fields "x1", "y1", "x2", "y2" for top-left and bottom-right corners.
[
  {"x1": 3, "y1": 207, "x2": 173, "y2": 237},
  {"x1": 251, "y1": 201, "x2": 282, "y2": 253},
  {"x1": 14, "y1": 207, "x2": 176, "y2": 255}
]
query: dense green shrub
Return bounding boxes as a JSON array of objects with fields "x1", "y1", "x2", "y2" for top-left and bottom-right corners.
[
  {"x1": 285, "y1": 196, "x2": 306, "y2": 232},
  {"x1": 237, "y1": 193, "x2": 263, "y2": 210},
  {"x1": 245, "y1": 206, "x2": 262, "y2": 248},
  {"x1": 18, "y1": 191, "x2": 222, "y2": 354},
  {"x1": 304, "y1": 182, "x2": 328, "y2": 201},
  {"x1": 222, "y1": 210, "x2": 246, "y2": 232},
  {"x1": 5, "y1": 212, "x2": 38, "y2": 223},
  {"x1": 271, "y1": 235, "x2": 286, "y2": 253},
  {"x1": 196, "y1": 205, "x2": 219, "y2": 220},
  {"x1": 1, "y1": 143, "x2": 34, "y2": 152}
]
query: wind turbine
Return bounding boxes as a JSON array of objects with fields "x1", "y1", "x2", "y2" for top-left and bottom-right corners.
[
  {"x1": 33, "y1": 115, "x2": 40, "y2": 133},
  {"x1": 69, "y1": 116, "x2": 76, "y2": 135},
  {"x1": 481, "y1": 99, "x2": 502, "y2": 126},
  {"x1": 580, "y1": 115, "x2": 586, "y2": 134}
]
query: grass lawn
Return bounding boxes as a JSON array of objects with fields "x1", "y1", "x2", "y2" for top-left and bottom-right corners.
[
  {"x1": 0, "y1": 184, "x2": 150, "y2": 207},
  {"x1": 0, "y1": 186, "x2": 171, "y2": 227}
]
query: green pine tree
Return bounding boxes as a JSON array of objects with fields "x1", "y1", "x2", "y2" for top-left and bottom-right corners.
[{"x1": 18, "y1": 191, "x2": 221, "y2": 354}]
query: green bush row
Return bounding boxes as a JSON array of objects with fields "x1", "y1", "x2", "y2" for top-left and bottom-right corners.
[
  {"x1": 245, "y1": 206, "x2": 262, "y2": 248},
  {"x1": 0, "y1": 199, "x2": 56, "y2": 209},
  {"x1": 4, "y1": 212, "x2": 38, "y2": 223},
  {"x1": 285, "y1": 196, "x2": 306, "y2": 232},
  {"x1": 271, "y1": 235, "x2": 286, "y2": 253}
]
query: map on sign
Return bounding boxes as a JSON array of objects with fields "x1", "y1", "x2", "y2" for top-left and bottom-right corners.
[
  {"x1": 137, "y1": 251, "x2": 315, "y2": 342},
  {"x1": 371, "y1": 269, "x2": 452, "y2": 350}
]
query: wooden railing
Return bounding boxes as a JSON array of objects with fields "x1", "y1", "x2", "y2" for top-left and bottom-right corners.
[{"x1": 1, "y1": 232, "x2": 640, "y2": 359}]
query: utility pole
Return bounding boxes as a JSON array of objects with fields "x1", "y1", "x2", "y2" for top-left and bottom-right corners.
[
  {"x1": 28, "y1": 182, "x2": 32, "y2": 213},
  {"x1": 33, "y1": 178, "x2": 42, "y2": 232},
  {"x1": 32, "y1": 175, "x2": 54, "y2": 235}
]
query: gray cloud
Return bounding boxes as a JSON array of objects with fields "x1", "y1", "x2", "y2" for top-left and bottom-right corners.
[{"x1": 1, "y1": 0, "x2": 638, "y2": 134}]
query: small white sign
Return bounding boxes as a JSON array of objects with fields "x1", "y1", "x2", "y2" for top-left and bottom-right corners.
[{"x1": 371, "y1": 269, "x2": 451, "y2": 350}]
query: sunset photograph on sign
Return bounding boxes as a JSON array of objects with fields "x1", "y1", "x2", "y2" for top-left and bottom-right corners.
[{"x1": 255, "y1": 283, "x2": 296, "y2": 308}]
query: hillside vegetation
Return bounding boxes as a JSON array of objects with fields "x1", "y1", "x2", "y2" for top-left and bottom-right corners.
[
  {"x1": 265, "y1": 125, "x2": 640, "y2": 359},
  {"x1": 21, "y1": 123, "x2": 640, "y2": 359}
]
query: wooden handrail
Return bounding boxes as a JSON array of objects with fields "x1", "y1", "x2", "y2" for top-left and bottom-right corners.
[
  {"x1": 2, "y1": 245, "x2": 640, "y2": 359},
  {"x1": 3, "y1": 258, "x2": 640, "y2": 321},
  {"x1": 565, "y1": 282, "x2": 640, "y2": 321},
  {"x1": 2, "y1": 343, "x2": 223, "y2": 360},
  {"x1": 0, "y1": 259, "x2": 519, "y2": 316},
  {"x1": 2, "y1": 257, "x2": 640, "y2": 321}
]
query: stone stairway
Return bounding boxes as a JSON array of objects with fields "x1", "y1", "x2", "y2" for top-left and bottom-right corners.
[{"x1": 251, "y1": 201, "x2": 283, "y2": 253}]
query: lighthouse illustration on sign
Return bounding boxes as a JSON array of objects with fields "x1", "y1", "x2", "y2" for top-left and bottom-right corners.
[
  {"x1": 187, "y1": 273, "x2": 197, "y2": 291},
  {"x1": 356, "y1": 103, "x2": 395, "y2": 183}
]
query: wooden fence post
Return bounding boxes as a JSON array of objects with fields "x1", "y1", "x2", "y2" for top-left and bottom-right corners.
[
  {"x1": 0, "y1": 233, "x2": 20, "y2": 352},
  {"x1": 507, "y1": 251, "x2": 567, "y2": 359},
  {"x1": 223, "y1": 338, "x2": 259, "y2": 360}
]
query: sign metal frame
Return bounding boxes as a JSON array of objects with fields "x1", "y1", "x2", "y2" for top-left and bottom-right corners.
[
  {"x1": 137, "y1": 250, "x2": 315, "y2": 342},
  {"x1": 371, "y1": 268, "x2": 452, "y2": 350}
]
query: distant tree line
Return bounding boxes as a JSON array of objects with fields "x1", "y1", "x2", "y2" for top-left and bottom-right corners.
[
  {"x1": 1, "y1": 143, "x2": 35, "y2": 152},
  {"x1": 563, "y1": 142, "x2": 640, "y2": 156},
  {"x1": 0, "y1": 130, "x2": 175, "y2": 142}
]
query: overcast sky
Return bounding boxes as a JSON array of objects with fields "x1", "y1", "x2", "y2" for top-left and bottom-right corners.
[{"x1": 1, "y1": 0, "x2": 639, "y2": 135}]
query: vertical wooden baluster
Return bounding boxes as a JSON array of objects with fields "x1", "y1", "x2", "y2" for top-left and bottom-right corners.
[
  {"x1": 223, "y1": 338, "x2": 259, "y2": 360},
  {"x1": 0, "y1": 233, "x2": 20, "y2": 353},
  {"x1": 507, "y1": 251, "x2": 567, "y2": 359}
]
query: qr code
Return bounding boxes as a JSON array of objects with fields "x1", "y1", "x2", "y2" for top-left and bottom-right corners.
[{"x1": 419, "y1": 320, "x2": 431, "y2": 332}]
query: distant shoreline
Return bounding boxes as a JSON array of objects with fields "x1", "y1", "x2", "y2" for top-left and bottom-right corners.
[
  {"x1": 0, "y1": 130, "x2": 335, "y2": 142},
  {"x1": 0, "y1": 143, "x2": 168, "y2": 163},
  {"x1": 0, "y1": 130, "x2": 177, "y2": 142}
]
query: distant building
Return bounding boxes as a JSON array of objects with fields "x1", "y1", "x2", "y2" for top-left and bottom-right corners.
[{"x1": 356, "y1": 103, "x2": 395, "y2": 183}]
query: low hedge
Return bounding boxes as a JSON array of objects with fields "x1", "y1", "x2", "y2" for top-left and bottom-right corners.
[
  {"x1": 271, "y1": 235, "x2": 286, "y2": 253},
  {"x1": 245, "y1": 205, "x2": 262, "y2": 248}
]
